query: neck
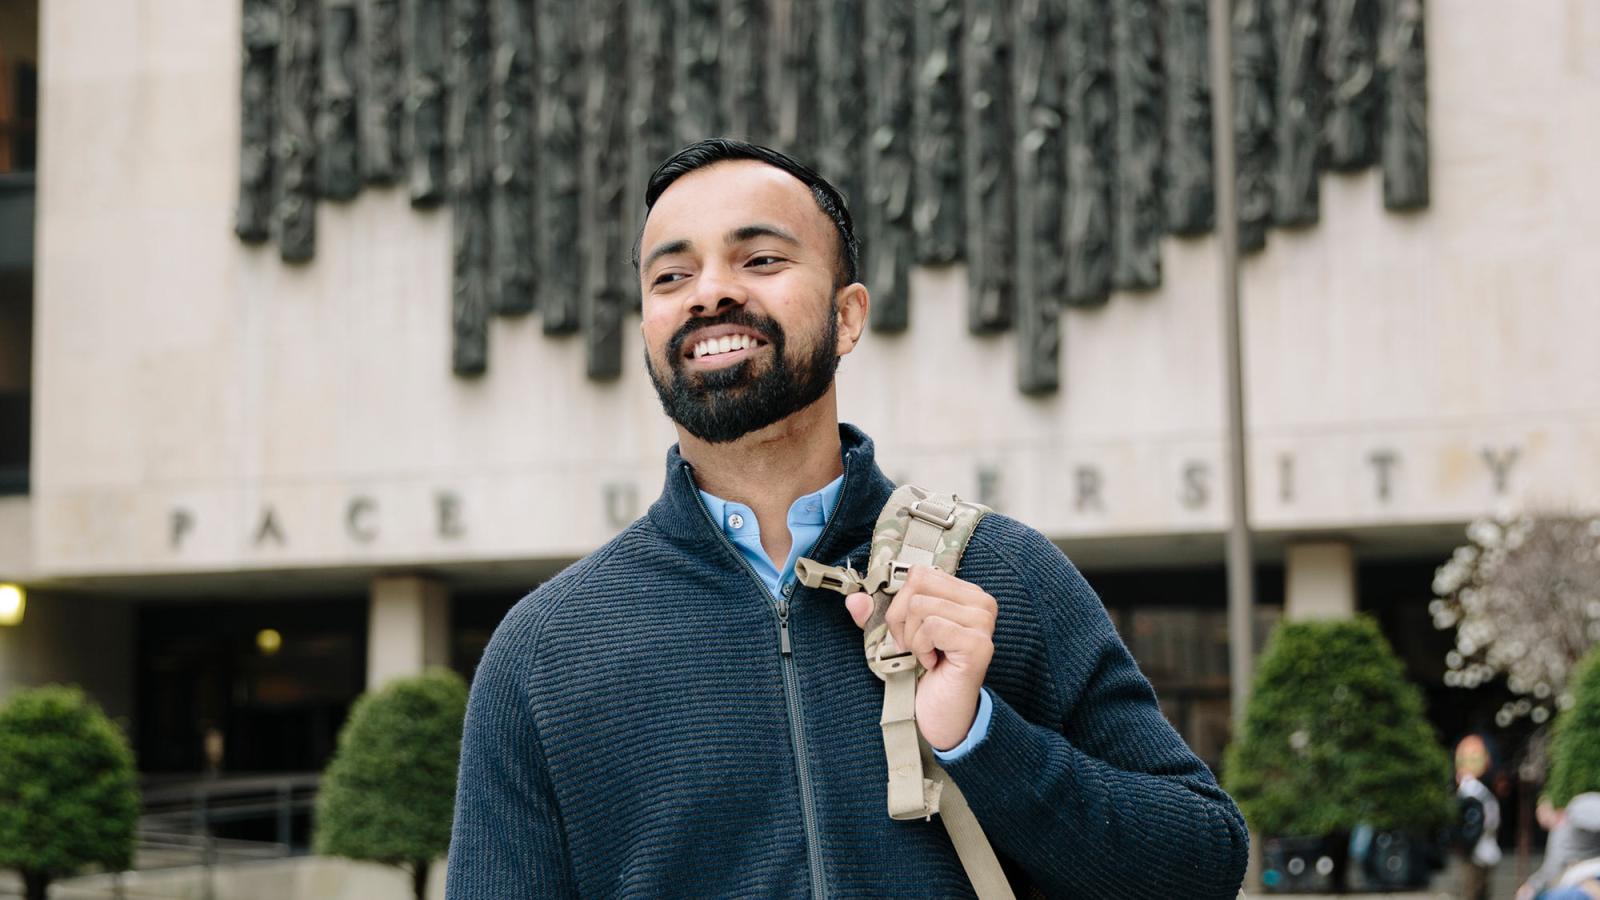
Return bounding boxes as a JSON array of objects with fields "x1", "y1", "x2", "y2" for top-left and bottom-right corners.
[{"x1": 678, "y1": 386, "x2": 845, "y2": 550}]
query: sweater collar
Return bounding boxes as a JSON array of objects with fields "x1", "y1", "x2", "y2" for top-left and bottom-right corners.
[{"x1": 649, "y1": 422, "x2": 896, "y2": 562}]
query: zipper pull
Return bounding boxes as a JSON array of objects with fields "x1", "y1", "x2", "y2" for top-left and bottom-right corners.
[{"x1": 777, "y1": 599, "x2": 793, "y2": 656}]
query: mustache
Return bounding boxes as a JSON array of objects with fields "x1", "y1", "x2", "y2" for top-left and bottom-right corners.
[{"x1": 667, "y1": 308, "x2": 783, "y2": 362}]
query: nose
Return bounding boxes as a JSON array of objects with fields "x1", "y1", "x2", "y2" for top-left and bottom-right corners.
[{"x1": 685, "y1": 264, "x2": 747, "y2": 318}]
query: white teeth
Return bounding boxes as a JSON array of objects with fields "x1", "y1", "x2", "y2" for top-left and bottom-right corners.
[{"x1": 693, "y1": 334, "x2": 760, "y2": 359}]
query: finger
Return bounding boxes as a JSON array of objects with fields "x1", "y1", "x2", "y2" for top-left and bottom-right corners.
[
  {"x1": 902, "y1": 565, "x2": 999, "y2": 618},
  {"x1": 900, "y1": 593, "x2": 995, "y2": 661},
  {"x1": 908, "y1": 614, "x2": 948, "y2": 670},
  {"x1": 884, "y1": 585, "x2": 911, "y2": 653},
  {"x1": 908, "y1": 616, "x2": 992, "y2": 672},
  {"x1": 844, "y1": 592, "x2": 871, "y2": 630}
]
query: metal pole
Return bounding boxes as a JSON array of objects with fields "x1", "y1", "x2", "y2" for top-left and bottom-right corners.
[
  {"x1": 1208, "y1": 0, "x2": 1256, "y2": 728},
  {"x1": 277, "y1": 781, "x2": 293, "y2": 851}
]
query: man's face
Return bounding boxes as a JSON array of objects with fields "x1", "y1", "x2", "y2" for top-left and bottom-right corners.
[{"x1": 638, "y1": 161, "x2": 847, "y2": 444}]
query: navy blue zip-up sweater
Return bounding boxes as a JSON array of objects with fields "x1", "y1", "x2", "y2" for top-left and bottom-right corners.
[{"x1": 447, "y1": 425, "x2": 1249, "y2": 898}]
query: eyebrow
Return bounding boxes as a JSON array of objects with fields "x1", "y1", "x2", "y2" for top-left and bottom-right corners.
[
  {"x1": 728, "y1": 223, "x2": 801, "y2": 247},
  {"x1": 640, "y1": 238, "x2": 692, "y2": 273},
  {"x1": 640, "y1": 223, "x2": 803, "y2": 273}
]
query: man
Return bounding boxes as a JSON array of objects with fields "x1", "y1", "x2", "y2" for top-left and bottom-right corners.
[
  {"x1": 1453, "y1": 734, "x2": 1502, "y2": 900},
  {"x1": 1519, "y1": 793, "x2": 1600, "y2": 900},
  {"x1": 447, "y1": 139, "x2": 1249, "y2": 898}
]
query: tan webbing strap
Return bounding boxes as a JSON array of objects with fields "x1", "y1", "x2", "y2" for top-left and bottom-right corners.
[
  {"x1": 881, "y1": 667, "x2": 938, "y2": 818},
  {"x1": 798, "y1": 485, "x2": 1014, "y2": 900},
  {"x1": 938, "y1": 777, "x2": 1015, "y2": 898}
]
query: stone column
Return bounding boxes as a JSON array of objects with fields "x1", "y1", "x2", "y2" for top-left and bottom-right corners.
[
  {"x1": 366, "y1": 574, "x2": 451, "y2": 689},
  {"x1": 1284, "y1": 541, "x2": 1357, "y2": 621}
]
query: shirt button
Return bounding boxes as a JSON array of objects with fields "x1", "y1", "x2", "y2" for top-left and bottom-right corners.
[
  {"x1": 782, "y1": 582, "x2": 795, "y2": 598},
  {"x1": 728, "y1": 513, "x2": 745, "y2": 530}
]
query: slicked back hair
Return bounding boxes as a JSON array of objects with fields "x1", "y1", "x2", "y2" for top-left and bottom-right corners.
[{"x1": 635, "y1": 138, "x2": 860, "y2": 289}]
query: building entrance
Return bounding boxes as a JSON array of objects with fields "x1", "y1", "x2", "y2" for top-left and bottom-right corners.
[{"x1": 136, "y1": 598, "x2": 366, "y2": 774}]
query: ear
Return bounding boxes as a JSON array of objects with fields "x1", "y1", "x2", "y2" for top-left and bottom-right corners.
[{"x1": 834, "y1": 282, "x2": 870, "y2": 357}]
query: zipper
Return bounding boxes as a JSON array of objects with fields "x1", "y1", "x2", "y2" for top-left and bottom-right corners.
[
  {"x1": 777, "y1": 598, "x2": 793, "y2": 655},
  {"x1": 682, "y1": 462, "x2": 850, "y2": 900}
]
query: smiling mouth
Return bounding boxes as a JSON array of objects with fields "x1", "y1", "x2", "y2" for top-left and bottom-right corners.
[{"x1": 684, "y1": 333, "x2": 769, "y2": 366}]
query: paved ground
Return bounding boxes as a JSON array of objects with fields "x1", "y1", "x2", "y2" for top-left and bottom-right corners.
[{"x1": 0, "y1": 852, "x2": 1545, "y2": 898}]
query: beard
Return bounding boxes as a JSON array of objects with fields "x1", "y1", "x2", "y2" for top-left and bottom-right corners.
[{"x1": 645, "y1": 302, "x2": 840, "y2": 444}]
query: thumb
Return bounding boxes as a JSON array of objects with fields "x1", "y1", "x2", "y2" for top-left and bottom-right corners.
[{"x1": 844, "y1": 592, "x2": 872, "y2": 630}]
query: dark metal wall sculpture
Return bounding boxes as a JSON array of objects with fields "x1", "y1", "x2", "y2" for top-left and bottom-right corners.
[
  {"x1": 1270, "y1": 0, "x2": 1323, "y2": 227},
  {"x1": 862, "y1": 0, "x2": 916, "y2": 333},
  {"x1": 814, "y1": 0, "x2": 864, "y2": 211},
  {"x1": 447, "y1": 0, "x2": 491, "y2": 375},
  {"x1": 722, "y1": 0, "x2": 770, "y2": 142},
  {"x1": 274, "y1": 0, "x2": 319, "y2": 262},
  {"x1": 1063, "y1": 0, "x2": 1115, "y2": 307},
  {"x1": 672, "y1": 0, "x2": 721, "y2": 146},
  {"x1": 913, "y1": 0, "x2": 965, "y2": 265},
  {"x1": 962, "y1": 0, "x2": 1013, "y2": 333},
  {"x1": 775, "y1": 0, "x2": 819, "y2": 166},
  {"x1": 233, "y1": 0, "x2": 1432, "y2": 394},
  {"x1": 1111, "y1": 0, "x2": 1164, "y2": 291},
  {"x1": 627, "y1": 0, "x2": 676, "y2": 317},
  {"x1": 1012, "y1": 0, "x2": 1065, "y2": 394},
  {"x1": 582, "y1": 0, "x2": 630, "y2": 379},
  {"x1": 1233, "y1": 0, "x2": 1277, "y2": 253},
  {"x1": 1162, "y1": 0, "x2": 1213, "y2": 236},
  {"x1": 402, "y1": 0, "x2": 446, "y2": 207},
  {"x1": 1380, "y1": 0, "x2": 1427, "y2": 211},
  {"x1": 317, "y1": 0, "x2": 362, "y2": 201},
  {"x1": 1323, "y1": 0, "x2": 1381, "y2": 171},
  {"x1": 236, "y1": 0, "x2": 278, "y2": 243},
  {"x1": 359, "y1": 0, "x2": 401, "y2": 184},
  {"x1": 489, "y1": 0, "x2": 536, "y2": 316},
  {"x1": 535, "y1": 0, "x2": 582, "y2": 334}
]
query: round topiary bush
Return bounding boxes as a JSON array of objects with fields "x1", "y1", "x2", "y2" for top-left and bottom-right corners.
[
  {"x1": 314, "y1": 668, "x2": 468, "y2": 900},
  {"x1": 1224, "y1": 617, "x2": 1453, "y2": 889},
  {"x1": 0, "y1": 685, "x2": 140, "y2": 900},
  {"x1": 1545, "y1": 646, "x2": 1600, "y2": 807}
]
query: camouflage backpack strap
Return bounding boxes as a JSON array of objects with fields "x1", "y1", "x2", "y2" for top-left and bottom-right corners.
[{"x1": 798, "y1": 485, "x2": 1015, "y2": 900}]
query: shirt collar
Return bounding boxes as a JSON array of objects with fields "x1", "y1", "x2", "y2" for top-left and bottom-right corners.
[
  {"x1": 696, "y1": 473, "x2": 844, "y2": 539},
  {"x1": 650, "y1": 423, "x2": 895, "y2": 561}
]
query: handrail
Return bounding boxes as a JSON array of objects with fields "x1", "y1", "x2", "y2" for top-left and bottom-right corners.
[{"x1": 129, "y1": 771, "x2": 324, "y2": 889}]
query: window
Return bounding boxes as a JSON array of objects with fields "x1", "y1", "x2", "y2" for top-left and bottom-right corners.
[
  {"x1": 0, "y1": 2, "x2": 39, "y2": 173},
  {"x1": 0, "y1": 2, "x2": 35, "y2": 493}
]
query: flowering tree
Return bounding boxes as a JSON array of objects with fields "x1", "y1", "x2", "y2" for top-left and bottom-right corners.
[{"x1": 1430, "y1": 513, "x2": 1600, "y2": 728}]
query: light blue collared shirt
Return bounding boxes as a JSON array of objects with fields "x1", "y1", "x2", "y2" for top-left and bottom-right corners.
[
  {"x1": 697, "y1": 474, "x2": 992, "y2": 761},
  {"x1": 698, "y1": 474, "x2": 845, "y2": 599}
]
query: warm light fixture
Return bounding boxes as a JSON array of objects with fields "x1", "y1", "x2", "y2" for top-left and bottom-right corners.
[
  {"x1": 256, "y1": 628, "x2": 283, "y2": 656},
  {"x1": 0, "y1": 584, "x2": 24, "y2": 627}
]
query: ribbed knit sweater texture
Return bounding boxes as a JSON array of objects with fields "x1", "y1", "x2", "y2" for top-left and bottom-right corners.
[{"x1": 446, "y1": 425, "x2": 1249, "y2": 898}]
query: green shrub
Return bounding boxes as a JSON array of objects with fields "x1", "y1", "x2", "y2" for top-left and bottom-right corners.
[
  {"x1": 1546, "y1": 647, "x2": 1600, "y2": 807},
  {"x1": 1224, "y1": 617, "x2": 1453, "y2": 837},
  {"x1": 314, "y1": 668, "x2": 468, "y2": 900},
  {"x1": 0, "y1": 685, "x2": 140, "y2": 900}
]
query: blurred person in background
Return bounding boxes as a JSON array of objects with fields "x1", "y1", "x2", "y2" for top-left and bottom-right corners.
[
  {"x1": 1519, "y1": 793, "x2": 1600, "y2": 900},
  {"x1": 1453, "y1": 733, "x2": 1502, "y2": 900}
]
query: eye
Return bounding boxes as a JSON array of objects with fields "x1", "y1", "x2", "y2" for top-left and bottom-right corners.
[
  {"x1": 652, "y1": 271, "x2": 689, "y2": 286},
  {"x1": 747, "y1": 255, "x2": 787, "y2": 268}
]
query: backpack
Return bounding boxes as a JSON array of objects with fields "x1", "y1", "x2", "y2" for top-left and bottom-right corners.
[
  {"x1": 797, "y1": 485, "x2": 1015, "y2": 900},
  {"x1": 1452, "y1": 792, "x2": 1487, "y2": 852}
]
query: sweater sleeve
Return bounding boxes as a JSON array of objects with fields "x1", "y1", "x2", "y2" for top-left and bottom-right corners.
[
  {"x1": 940, "y1": 527, "x2": 1250, "y2": 899},
  {"x1": 446, "y1": 623, "x2": 577, "y2": 899}
]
